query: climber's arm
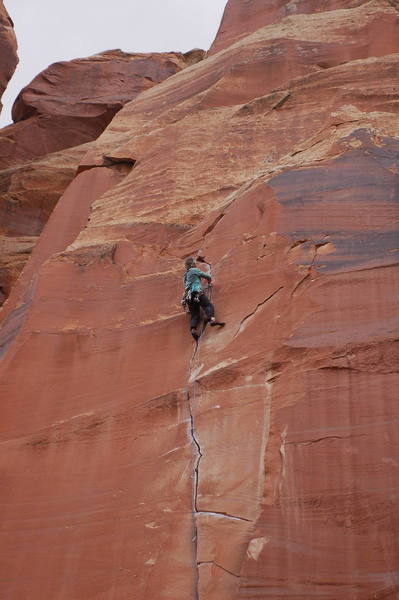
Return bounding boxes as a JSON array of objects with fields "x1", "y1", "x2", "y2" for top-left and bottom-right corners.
[{"x1": 192, "y1": 267, "x2": 211, "y2": 281}]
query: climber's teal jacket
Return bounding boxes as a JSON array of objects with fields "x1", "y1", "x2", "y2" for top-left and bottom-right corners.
[{"x1": 183, "y1": 268, "x2": 211, "y2": 293}]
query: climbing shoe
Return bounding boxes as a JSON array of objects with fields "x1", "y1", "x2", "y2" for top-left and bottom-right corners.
[{"x1": 210, "y1": 320, "x2": 225, "y2": 327}]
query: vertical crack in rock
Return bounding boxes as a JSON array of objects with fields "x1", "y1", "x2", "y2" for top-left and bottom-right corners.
[
  {"x1": 184, "y1": 295, "x2": 281, "y2": 593},
  {"x1": 186, "y1": 387, "x2": 202, "y2": 600},
  {"x1": 187, "y1": 388, "x2": 203, "y2": 513},
  {"x1": 186, "y1": 332, "x2": 206, "y2": 600},
  {"x1": 184, "y1": 316, "x2": 216, "y2": 598}
]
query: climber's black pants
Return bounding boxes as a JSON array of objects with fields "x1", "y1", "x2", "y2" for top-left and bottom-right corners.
[{"x1": 189, "y1": 292, "x2": 214, "y2": 330}]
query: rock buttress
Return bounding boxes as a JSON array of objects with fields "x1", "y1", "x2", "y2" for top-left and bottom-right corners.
[
  {"x1": 0, "y1": 0, "x2": 18, "y2": 113},
  {"x1": 0, "y1": 1, "x2": 399, "y2": 598}
]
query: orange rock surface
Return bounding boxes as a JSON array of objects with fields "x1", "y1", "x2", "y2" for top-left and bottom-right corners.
[
  {"x1": 0, "y1": 48, "x2": 204, "y2": 169},
  {"x1": 1, "y1": 1, "x2": 399, "y2": 599},
  {"x1": 0, "y1": 1, "x2": 18, "y2": 113},
  {"x1": 209, "y1": 0, "x2": 377, "y2": 54},
  {"x1": 0, "y1": 49, "x2": 204, "y2": 303},
  {"x1": 0, "y1": 142, "x2": 92, "y2": 302}
]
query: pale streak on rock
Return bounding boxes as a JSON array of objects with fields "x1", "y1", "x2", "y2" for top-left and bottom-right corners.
[{"x1": 246, "y1": 537, "x2": 271, "y2": 561}]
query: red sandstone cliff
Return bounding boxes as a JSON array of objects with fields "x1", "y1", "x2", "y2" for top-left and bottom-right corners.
[
  {"x1": 0, "y1": 1, "x2": 399, "y2": 599},
  {"x1": 0, "y1": 49, "x2": 204, "y2": 304},
  {"x1": 0, "y1": 48, "x2": 204, "y2": 169},
  {"x1": 0, "y1": 1, "x2": 18, "y2": 113},
  {"x1": 209, "y1": 0, "x2": 389, "y2": 54}
]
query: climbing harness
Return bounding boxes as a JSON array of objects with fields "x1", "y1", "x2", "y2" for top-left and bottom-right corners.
[{"x1": 181, "y1": 288, "x2": 201, "y2": 312}]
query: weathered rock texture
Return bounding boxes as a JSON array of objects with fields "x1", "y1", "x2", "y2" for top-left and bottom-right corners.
[
  {"x1": 0, "y1": 49, "x2": 204, "y2": 303},
  {"x1": 0, "y1": 1, "x2": 18, "y2": 113},
  {"x1": 0, "y1": 142, "x2": 92, "y2": 303},
  {"x1": 0, "y1": 48, "x2": 204, "y2": 169},
  {"x1": 1, "y1": 1, "x2": 399, "y2": 599},
  {"x1": 209, "y1": 0, "x2": 394, "y2": 54}
]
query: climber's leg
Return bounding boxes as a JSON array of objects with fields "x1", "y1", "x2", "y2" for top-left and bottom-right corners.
[
  {"x1": 199, "y1": 294, "x2": 214, "y2": 321},
  {"x1": 189, "y1": 295, "x2": 201, "y2": 330},
  {"x1": 200, "y1": 294, "x2": 225, "y2": 327}
]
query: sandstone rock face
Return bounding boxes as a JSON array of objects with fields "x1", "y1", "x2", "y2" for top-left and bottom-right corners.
[
  {"x1": 0, "y1": 49, "x2": 204, "y2": 169},
  {"x1": 0, "y1": 142, "x2": 91, "y2": 301},
  {"x1": 0, "y1": 1, "x2": 18, "y2": 113},
  {"x1": 1, "y1": 1, "x2": 399, "y2": 599},
  {"x1": 209, "y1": 0, "x2": 388, "y2": 54},
  {"x1": 0, "y1": 49, "x2": 204, "y2": 303}
]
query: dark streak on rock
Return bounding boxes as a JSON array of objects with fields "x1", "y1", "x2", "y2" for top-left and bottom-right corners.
[
  {"x1": 234, "y1": 286, "x2": 284, "y2": 338},
  {"x1": 286, "y1": 433, "x2": 366, "y2": 446},
  {"x1": 198, "y1": 561, "x2": 241, "y2": 578}
]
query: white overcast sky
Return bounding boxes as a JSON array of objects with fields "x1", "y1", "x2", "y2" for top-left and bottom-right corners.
[{"x1": 0, "y1": 0, "x2": 228, "y2": 126}]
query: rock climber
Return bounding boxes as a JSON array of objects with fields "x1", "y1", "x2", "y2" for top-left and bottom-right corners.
[{"x1": 182, "y1": 256, "x2": 225, "y2": 341}]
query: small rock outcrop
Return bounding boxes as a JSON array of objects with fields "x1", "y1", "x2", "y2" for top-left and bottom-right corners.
[{"x1": 0, "y1": 1, "x2": 18, "y2": 113}]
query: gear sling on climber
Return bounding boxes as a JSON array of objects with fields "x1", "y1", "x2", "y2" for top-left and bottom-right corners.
[{"x1": 182, "y1": 256, "x2": 225, "y2": 341}]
